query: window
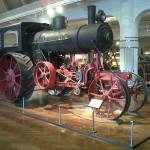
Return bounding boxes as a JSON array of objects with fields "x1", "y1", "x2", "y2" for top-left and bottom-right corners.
[{"x1": 4, "y1": 30, "x2": 18, "y2": 47}]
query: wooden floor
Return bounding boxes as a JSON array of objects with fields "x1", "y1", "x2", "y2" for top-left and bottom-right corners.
[{"x1": 0, "y1": 89, "x2": 149, "y2": 150}]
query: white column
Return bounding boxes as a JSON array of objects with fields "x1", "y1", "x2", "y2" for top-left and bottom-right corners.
[{"x1": 119, "y1": 0, "x2": 138, "y2": 74}]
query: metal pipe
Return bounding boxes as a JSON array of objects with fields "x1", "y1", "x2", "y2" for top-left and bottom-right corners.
[
  {"x1": 58, "y1": 105, "x2": 61, "y2": 124},
  {"x1": 92, "y1": 108, "x2": 96, "y2": 134},
  {"x1": 22, "y1": 97, "x2": 25, "y2": 114},
  {"x1": 130, "y1": 121, "x2": 134, "y2": 146},
  {"x1": 87, "y1": 5, "x2": 96, "y2": 24}
]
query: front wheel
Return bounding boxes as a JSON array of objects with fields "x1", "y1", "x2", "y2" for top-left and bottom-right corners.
[{"x1": 88, "y1": 74, "x2": 130, "y2": 120}]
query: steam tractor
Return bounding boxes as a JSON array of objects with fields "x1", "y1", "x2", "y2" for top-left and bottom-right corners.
[{"x1": 0, "y1": 6, "x2": 148, "y2": 120}]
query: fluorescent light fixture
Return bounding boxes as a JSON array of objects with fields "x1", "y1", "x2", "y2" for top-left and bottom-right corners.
[
  {"x1": 56, "y1": 6, "x2": 63, "y2": 14},
  {"x1": 116, "y1": 41, "x2": 119, "y2": 45},
  {"x1": 47, "y1": 7, "x2": 54, "y2": 17},
  {"x1": 39, "y1": 17, "x2": 50, "y2": 24}
]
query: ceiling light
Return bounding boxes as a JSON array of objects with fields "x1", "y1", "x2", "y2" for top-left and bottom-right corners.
[
  {"x1": 116, "y1": 41, "x2": 119, "y2": 45},
  {"x1": 47, "y1": 7, "x2": 54, "y2": 17},
  {"x1": 56, "y1": 6, "x2": 63, "y2": 14},
  {"x1": 39, "y1": 17, "x2": 50, "y2": 24}
]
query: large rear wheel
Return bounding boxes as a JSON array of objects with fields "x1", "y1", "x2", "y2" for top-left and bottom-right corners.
[{"x1": 0, "y1": 53, "x2": 35, "y2": 102}]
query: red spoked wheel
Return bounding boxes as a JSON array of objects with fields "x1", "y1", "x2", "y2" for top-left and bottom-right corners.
[
  {"x1": 88, "y1": 74, "x2": 130, "y2": 120},
  {"x1": 127, "y1": 73, "x2": 148, "y2": 112},
  {"x1": 34, "y1": 61, "x2": 56, "y2": 90},
  {"x1": 0, "y1": 54, "x2": 21, "y2": 101},
  {"x1": 0, "y1": 53, "x2": 35, "y2": 102}
]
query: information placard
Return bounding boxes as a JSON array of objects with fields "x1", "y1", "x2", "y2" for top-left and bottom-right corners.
[{"x1": 88, "y1": 98, "x2": 103, "y2": 109}]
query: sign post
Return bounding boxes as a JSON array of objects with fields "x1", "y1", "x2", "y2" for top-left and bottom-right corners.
[{"x1": 88, "y1": 98, "x2": 103, "y2": 134}]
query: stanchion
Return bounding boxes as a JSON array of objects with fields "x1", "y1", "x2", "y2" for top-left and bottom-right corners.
[
  {"x1": 58, "y1": 105, "x2": 61, "y2": 125},
  {"x1": 92, "y1": 108, "x2": 97, "y2": 134},
  {"x1": 88, "y1": 98, "x2": 103, "y2": 134},
  {"x1": 22, "y1": 97, "x2": 25, "y2": 125},
  {"x1": 22, "y1": 97, "x2": 25, "y2": 114},
  {"x1": 130, "y1": 121, "x2": 134, "y2": 147}
]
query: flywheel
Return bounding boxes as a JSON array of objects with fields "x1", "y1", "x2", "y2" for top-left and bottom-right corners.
[{"x1": 34, "y1": 61, "x2": 56, "y2": 90}]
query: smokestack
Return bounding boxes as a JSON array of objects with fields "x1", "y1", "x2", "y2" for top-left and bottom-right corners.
[{"x1": 87, "y1": 5, "x2": 96, "y2": 24}]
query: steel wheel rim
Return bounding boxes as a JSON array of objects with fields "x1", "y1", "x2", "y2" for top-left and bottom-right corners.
[
  {"x1": 0, "y1": 54, "x2": 21, "y2": 101},
  {"x1": 127, "y1": 73, "x2": 148, "y2": 112},
  {"x1": 88, "y1": 74, "x2": 130, "y2": 120},
  {"x1": 34, "y1": 61, "x2": 56, "y2": 90}
]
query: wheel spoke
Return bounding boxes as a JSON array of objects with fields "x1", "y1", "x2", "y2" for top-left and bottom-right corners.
[
  {"x1": 38, "y1": 67, "x2": 43, "y2": 74},
  {"x1": 44, "y1": 65, "x2": 46, "y2": 73},
  {"x1": 109, "y1": 97, "x2": 126, "y2": 109},
  {"x1": 42, "y1": 76, "x2": 47, "y2": 86},
  {"x1": 130, "y1": 82, "x2": 142, "y2": 90},
  {"x1": 14, "y1": 74, "x2": 21, "y2": 78},
  {"x1": 0, "y1": 78, "x2": 6, "y2": 82},
  {"x1": 10, "y1": 56, "x2": 12, "y2": 68},
  {"x1": 107, "y1": 80, "x2": 118, "y2": 95},
  {"x1": 37, "y1": 74, "x2": 43, "y2": 80},
  {"x1": 12, "y1": 86, "x2": 18, "y2": 99},
  {"x1": 46, "y1": 71, "x2": 50, "y2": 76},
  {"x1": 99, "y1": 78, "x2": 104, "y2": 91},
  {"x1": 42, "y1": 78, "x2": 46, "y2": 87},
  {"x1": 89, "y1": 92, "x2": 103, "y2": 99},
  {"x1": 12, "y1": 63, "x2": 18, "y2": 71},
  {"x1": 45, "y1": 76, "x2": 50, "y2": 83},
  {"x1": 14, "y1": 81, "x2": 20, "y2": 88},
  {"x1": 135, "y1": 84, "x2": 142, "y2": 89},
  {"x1": 132, "y1": 78, "x2": 137, "y2": 87},
  {"x1": 107, "y1": 101, "x2": 112, "y2": 117},
  {"x1": 1, "y1": 66, "x2": 7, "y2": 74}
]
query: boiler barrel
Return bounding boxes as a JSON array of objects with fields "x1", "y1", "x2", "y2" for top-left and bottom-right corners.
[{"x1": 34, "y1": 23, "x2": 113, "y2": 54}]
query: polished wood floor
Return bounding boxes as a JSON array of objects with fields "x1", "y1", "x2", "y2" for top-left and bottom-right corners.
[{"x1": 0, "y1": 88, "x2": 149, "y2": 150}]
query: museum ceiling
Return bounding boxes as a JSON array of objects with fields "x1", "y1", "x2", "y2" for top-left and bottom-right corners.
[
  {"x1": 0, "y1": 0, "x2": 38, "y2": 13},
  {"x1": 0, "y1": 0, "x2": 149, "y2": 30}
]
